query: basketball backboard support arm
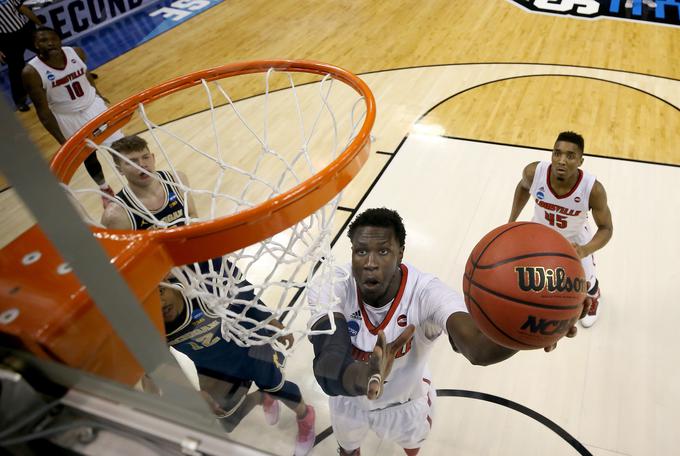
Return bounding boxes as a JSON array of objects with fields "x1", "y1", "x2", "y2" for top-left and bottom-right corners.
[{"x1": 0, "y1": 100, "x2": 214, "y2": 421}]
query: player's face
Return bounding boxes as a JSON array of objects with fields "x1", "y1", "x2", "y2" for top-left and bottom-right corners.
[
  {"x1": 159, "y1": 286, "x2": 184, "y2": 323},
  {"x1": 351, "y1": 226, "x2": 404, "y2": 307},
  {"x1": 551, "y1": 141, "x2": 583, "y2": 182},
  {"x1": 118, "y1": 147, "x2": 156, "y2": 187},
  {"x1": 34, "y1": 31, "x2": 62, "y2": 58}
]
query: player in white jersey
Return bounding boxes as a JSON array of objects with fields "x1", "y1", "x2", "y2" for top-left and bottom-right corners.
[
  {"x1": 508, "y1": 131, "x2": 613, "y2": 328},
  {"x1": 22, "y1": 27, "x2": 122, "y2": 205},
  {"x1": 308, "y1": 208, "x2": 590, "y2": 455}
]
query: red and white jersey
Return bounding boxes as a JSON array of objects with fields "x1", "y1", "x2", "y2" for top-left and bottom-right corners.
[
  {"x1": 309, "y1": 262, "x2": 467, "y2": 411},
  {"x1": 530, "y1": 161, "x2": 596, "y2": 245},
  {"x1": 27, "y1": 47, "x2": 96, "y2": 114}
]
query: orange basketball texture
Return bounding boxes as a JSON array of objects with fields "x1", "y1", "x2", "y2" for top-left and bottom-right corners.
[{"x1": 463, "y1": 222, "x2": 586, "y2": 350}]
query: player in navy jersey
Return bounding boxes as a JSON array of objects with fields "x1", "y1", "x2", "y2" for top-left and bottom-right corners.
[
  {"x1": 107, "y1": 137, "x2": 316, "y2": 453},
  {"x1": 101, "y1": 135, "x2": 198, "y2": 230},
  {"x1": 508, "y1": 131, "x2": 613, "y2": 327},
  {"x1": 308, "y1": 208, "x2": 591, "y2": 456},
  {"x1": 160, "y1": 259, "x2": 316, "y2": 455}
]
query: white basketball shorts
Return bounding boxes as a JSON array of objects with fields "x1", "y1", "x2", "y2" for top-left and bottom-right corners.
[
  {"x1": 55, "y1": 96, "x2": 124, "y2": 146},
  {"x1": 329, "y1": 379, "x2": 436, "y2": 451}
]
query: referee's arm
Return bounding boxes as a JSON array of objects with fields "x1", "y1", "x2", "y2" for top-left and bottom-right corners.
[{"x1": 18, "y1": 5, "x2": 43, "y2": 26}]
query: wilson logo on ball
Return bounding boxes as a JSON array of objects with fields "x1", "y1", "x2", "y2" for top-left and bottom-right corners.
[
  {"x1": 520, "y1": 315, "x2": 579, "y2": 336},
  {"x1": 514, "y1": 266, "x2": 586, "y2": 293}
]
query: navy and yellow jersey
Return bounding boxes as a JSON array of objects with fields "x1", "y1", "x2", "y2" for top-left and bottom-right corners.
[
  {"x1": 165, "y1": 288, "x2": 285, "y2": 393},
  {"x1": 115, "y1": 170, "x2": 187, "y2": 230}
]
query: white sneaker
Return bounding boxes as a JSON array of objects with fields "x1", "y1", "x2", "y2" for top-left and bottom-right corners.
[
  {"x1": 644, "y1": 0, "x2": 656, "y2": 7},
  {"x1": 262, "y1": 393, "x2": 279, "y2": 425},
  {"x1": 294, "y1": 405, "x2": 315, "y2": 456},
  {"x1": 625, "y1": 0, "x2": 633, "y2": 7},
  {"x1": 580, "y1": 294, "x2": 600, "y2": 328}
]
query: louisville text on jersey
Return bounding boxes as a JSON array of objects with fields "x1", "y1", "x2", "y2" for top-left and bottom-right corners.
[
  {"x1": 51, "y1": 68, "x2": 85, "y2": 88},
  {"x1": 535, "y1": 199, "x2": 582, "y2": 216}
]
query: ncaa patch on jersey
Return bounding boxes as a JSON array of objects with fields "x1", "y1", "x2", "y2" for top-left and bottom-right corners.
[
  {"x1": 537, "y1": 186, "x2": 545, "y2": 200},
  {"x1": 575, "y1": 196, "x2": 581, "y2": 202},
  {"x1": 347, "y1": 320, "x2": 360, "y2": 337},
  {"x1": 397, "y1": 314, "x2": 408, "y2": 327}
]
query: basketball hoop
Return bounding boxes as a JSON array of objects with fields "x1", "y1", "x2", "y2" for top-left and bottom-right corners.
[{"x1": 0, "y1": 60, "x2": 375, "y2": 383}]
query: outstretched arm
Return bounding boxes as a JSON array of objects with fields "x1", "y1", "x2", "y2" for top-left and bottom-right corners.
[
  {"x1": 508, "y1": 162, "x2": 538, "y2": 223},
  {"x1": 446, "y1": 312, "x2": 517, "y2": 366},
  {"x1": 310, "y1": 313, "x2": 414, "y2": 400},
  {"x1": 447, "y1": 297, "x2": 591, "y2": 364},
  {"x1": 22, "y1": 66, "x2": 66, "y2": 145},
  {"x1": 572, "y1": 181, "x2": 613, "y2": 258}
]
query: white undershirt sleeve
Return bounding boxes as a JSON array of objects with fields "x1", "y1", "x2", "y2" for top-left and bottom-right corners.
[
  {"x1": 307, "y1": 264, "x2": 352, "y2": 325},
  {"x1": 419, "y1": 277, "x2": 468, "y2": 340}
]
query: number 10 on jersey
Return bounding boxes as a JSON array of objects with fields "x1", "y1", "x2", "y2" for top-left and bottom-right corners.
[{"x1": 65, "y1": 81, "x2": 84, "y2": 100}]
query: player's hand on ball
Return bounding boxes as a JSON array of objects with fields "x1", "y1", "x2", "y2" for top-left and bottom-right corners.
[
  {"x1": 366, "y1": 325, "x2": 415, "y2": 399},
  {"x1": 544, "y1": 296, "x2": 592, "y2": 352}
]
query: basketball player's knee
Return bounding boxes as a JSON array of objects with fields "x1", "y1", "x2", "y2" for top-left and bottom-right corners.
[{"x1": 268, "y1": 380, "x2": 302, "y2": 405}]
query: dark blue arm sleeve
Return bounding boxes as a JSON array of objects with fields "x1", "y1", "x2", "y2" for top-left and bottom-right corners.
[{"x1": 309, "y1": 314, "x2": 359, "y2": 397}]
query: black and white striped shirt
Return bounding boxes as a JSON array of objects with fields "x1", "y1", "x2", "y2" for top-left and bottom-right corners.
[{"x1": 0, "y1": 0, "x2": 29, "y2": 34}]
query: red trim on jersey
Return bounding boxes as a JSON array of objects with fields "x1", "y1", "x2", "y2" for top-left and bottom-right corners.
[
  {"x1": 39, "y1": 49, "x2": 69, "y2": 71},
  {"x1": 351, "y1": 345, "x2": 371, "y2": 362},
  {"x1": 357, "y1": 264, "x2": 408, "y2": 335},
  {"x1": 547, "y1": 165, "x2": 583, "y2": 199}
]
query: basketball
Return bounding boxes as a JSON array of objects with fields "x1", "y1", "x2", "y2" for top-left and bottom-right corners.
[{"x1": 463, "y1": 222, "x2": 586, "y2": 350}]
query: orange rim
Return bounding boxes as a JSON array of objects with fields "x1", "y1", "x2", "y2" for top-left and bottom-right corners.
[{"x1": 51, "y1": 60, "x2": 375, "y2": 263}]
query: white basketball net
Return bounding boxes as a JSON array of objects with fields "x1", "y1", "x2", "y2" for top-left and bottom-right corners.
[{"x1": 66, "y1": 66, "x2": 368, "y2": 355}]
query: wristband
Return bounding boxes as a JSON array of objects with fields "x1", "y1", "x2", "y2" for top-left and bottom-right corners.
[{"x1": 367, "y1": 373, "x2": 382, "y2": 396}]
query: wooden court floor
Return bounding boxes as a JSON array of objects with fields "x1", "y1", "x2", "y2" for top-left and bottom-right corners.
[{"x1": 2, "y1": 1, "x2": 679, "y2": 455}]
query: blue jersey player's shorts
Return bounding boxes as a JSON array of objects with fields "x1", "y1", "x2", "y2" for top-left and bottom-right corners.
[
  {"x1": 194, "y1": 341, "x2": 286, "y2": 393},
  {"x1": 169, "y1": 256, "x2": 287, "y2": 395}
]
